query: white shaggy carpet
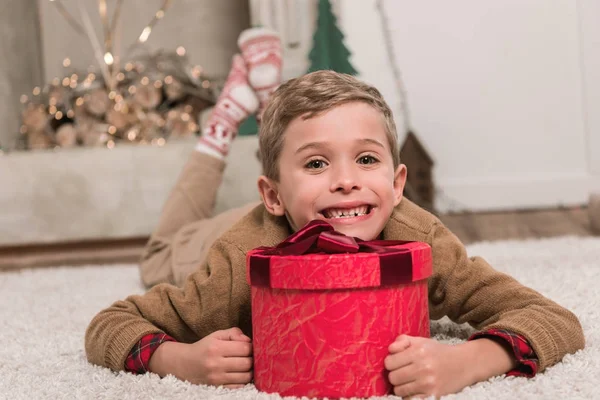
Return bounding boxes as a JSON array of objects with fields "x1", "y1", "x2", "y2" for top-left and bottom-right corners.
[{"x1": 1, "y1": 236, "x2": 599, "y2": 400}]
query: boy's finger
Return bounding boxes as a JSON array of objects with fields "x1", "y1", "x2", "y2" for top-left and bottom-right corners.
[
  {"x1": 389, "y1": 335, "x2": 411, "y2": 353},
  {"x1": 387, "y1": 362, "x2": 416, "y2": 386},
  {"x1": 233, "y1": 333, "x2": 252, "y2": 342},
  {"x1": 227, "y1": 327, "x2": 252, "y2": 342},
  {"x1": 393, "y1": 380, "x2": 426, "y2": 399},
  {"x1": 384, "y1": 351, "x2": 412, "y2": 371},
  {"x1": 222, "y1": 340, "x2": 253, "y2": 357},
  {"x1": 213, "y1": 327, "x2": 251, "y2": 342},
  {"x1": 223, "y1": 384, "x2": 245, "y2": 390},
  {"x1": 211, "y1": 328, "x2": 237, "y2": 341},
  {"x1": 395, "y1": 334, "x2": 411, "y2": 342},
  {"x1": 223, "y1": 371, "x2": 253, "y2": 385},
  {"x1": 223, "y1": 356, "x2": 253, "y2": 372}
]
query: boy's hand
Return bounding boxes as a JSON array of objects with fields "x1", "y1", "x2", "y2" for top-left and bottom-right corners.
[
  {"x1": 385, "y1": 335, "x2": 468, "y2": 398},
  {"x1": 149, "y1": 327, "x2": 253, "y2": 389},
  {"x1": 385, "y1": 334, "x2": 516, "y2": 398}
]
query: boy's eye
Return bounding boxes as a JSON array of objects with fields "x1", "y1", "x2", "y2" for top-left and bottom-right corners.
[
  {"x1": 357, "y1": 155, "x2": 378, "y2": 165},
  {"x1": 306, "y1": 159, "x2": 327, "y2": 169}
]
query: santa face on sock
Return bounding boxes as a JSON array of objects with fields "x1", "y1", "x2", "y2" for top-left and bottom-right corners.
[{"x1": 238, "y1": 28, "x2": 283, "y2": 116}]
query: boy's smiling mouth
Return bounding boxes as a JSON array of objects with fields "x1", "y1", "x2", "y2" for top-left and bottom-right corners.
[{"x1": 319, "y1": 204, "x2": 373, "y2": 220}]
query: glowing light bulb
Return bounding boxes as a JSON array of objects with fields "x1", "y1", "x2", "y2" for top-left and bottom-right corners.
[
  {"x1": 139, "y1": 27, "x2": 151, "y2": 43},
  {"x1": 104, "y1": 52, "x2": 114, "y2": 65}
]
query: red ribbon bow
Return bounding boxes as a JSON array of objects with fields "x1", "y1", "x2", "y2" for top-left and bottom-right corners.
[{"x1": 248, "y1": 220, "x2": 426, "y2": 287}]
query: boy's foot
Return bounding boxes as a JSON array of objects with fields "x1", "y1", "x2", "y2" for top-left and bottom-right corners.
[
  {"x1": 197, "y1": 54, "x2": 259, "y2": 159},
  {"x1": 238, "y1": 27, "x2": 283, "y2": 119}
]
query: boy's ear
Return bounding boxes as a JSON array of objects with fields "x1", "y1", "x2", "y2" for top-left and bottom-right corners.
[
  {"x1": 257, "y1": 175, "x2": 286, "y2": 216},
  {"x1": 393, "y1": 164, "x2": 407, "y2": 207}
]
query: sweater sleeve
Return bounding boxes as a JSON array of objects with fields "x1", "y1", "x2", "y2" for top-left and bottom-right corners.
[
  {"x1": 427, "y1": 222, "x2": 584, "y2": 372},
  {"x1": 84, "y1": 238, "x2": 251, "y2": 372},
  {"x1": 470, "y1": 329, "x2": 538, "y2": 377}
]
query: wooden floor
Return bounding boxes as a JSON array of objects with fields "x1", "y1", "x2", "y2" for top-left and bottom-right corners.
[{"x1": 0, "y1": 206, "x2": 595, "y2": 271}]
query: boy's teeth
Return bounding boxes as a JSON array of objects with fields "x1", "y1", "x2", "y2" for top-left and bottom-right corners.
[{"x1": 324, "y1": 206, "x2": 369, "y2": 219}]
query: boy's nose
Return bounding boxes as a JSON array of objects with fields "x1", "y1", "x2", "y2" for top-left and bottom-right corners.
[{"x1": 330, "y1": 168, "x2": 361, "y2": 193}]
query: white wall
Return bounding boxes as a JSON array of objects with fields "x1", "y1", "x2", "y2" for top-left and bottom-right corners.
[
  {"x1": 579, "y1": 0, "x2": 600, "y2": 177},
  {"x1": 339, "y1": 0, "x2": 600, "y2": 212}
]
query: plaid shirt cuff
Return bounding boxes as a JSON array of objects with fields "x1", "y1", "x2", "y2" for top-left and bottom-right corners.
[
  {"x1": 469, "y1": 329, "x2": 539, "y2": 377},
  {"x1": 124, "y1": 333, "x2": 177, "y2": 374}
]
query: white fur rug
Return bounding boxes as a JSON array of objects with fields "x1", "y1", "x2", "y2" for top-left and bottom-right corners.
[{"x1": 1, "y1": 236, "x2": 599, "y2": 400}]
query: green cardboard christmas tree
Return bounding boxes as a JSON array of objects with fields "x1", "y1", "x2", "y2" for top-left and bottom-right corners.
[
  {"x1": 238, "y1": 113, "x2": 259, "y2": 136},
  {"x1": 308, "y1": 0, "x2": 357, "y2": 75}
]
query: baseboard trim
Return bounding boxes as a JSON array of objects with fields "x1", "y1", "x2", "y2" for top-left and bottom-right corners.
[
  {"x1": 435, "y1": 174, "x2": 597, "y2": 212},
  {"x1": 0, "y1": 237, "x2": 148, "y2": 271}
]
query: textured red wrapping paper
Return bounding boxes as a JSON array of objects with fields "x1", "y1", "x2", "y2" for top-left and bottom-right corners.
[{"x1": 246, "y1": 220, "x2": 433, "y2": 399}]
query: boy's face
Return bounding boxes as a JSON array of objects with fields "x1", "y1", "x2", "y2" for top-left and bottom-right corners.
[{"x1": 258, "y1": 102, "x2": 406, "y2": 241}]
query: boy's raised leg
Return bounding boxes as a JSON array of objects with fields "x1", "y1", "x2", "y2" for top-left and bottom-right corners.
[{"x1": 139, "y1": 55, "x2": 259, "y2": 287}]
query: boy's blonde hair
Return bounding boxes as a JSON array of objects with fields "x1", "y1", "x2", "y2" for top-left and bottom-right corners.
[{"x1": 258, "y1": 70, "x2": 400, "y2": 181}]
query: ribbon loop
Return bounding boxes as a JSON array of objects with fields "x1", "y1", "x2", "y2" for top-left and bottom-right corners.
[
  {"x1": 257, "y1": 219, "x2": 409, "y2": 256},
  {"x1": 248, "y1": 219, "x2": 432, "y2": 288}
]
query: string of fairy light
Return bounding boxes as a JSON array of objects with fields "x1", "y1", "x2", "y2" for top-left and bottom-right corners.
[
  {"x1": 10, "y1": 0, "x2": 218, "y2": 152},
  {"x1": 48, "y1": 0, "x2": 174, "y2": 89},
  {"x1": 374, "y1": 0, "x2": 411, "y2": 136}
]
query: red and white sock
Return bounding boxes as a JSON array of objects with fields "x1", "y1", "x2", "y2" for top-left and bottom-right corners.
[
  {"x1": 238, "y1": 27, "x2": 283, "y2": 119},
  {"x1": 196, "y1": 54, "x2": 259, "y2": 159}
]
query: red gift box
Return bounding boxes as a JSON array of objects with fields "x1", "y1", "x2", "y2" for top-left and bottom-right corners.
[{"x1": 246, "y1": 220, "x2": 433, "y2": 399}]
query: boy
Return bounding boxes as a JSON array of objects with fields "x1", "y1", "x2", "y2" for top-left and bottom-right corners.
[{"x1": 85, "y1": 43, "x2": 584, "y2": 400}]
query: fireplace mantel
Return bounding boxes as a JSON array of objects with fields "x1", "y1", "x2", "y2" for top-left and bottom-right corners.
[{"x1": 0, "y1": 136, "x2": 261, "y2": 246}]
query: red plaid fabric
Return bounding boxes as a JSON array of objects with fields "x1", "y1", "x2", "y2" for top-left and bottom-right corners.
[
  {"x1": 124, "y1": 333, "x2": 176, "y2": 374},
  {"x1": 469, "y1": 329, "x2": 539, "y2": 377},
  {"x1": 125, "y1": 330, "x2": 538, "y2": 377}
]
